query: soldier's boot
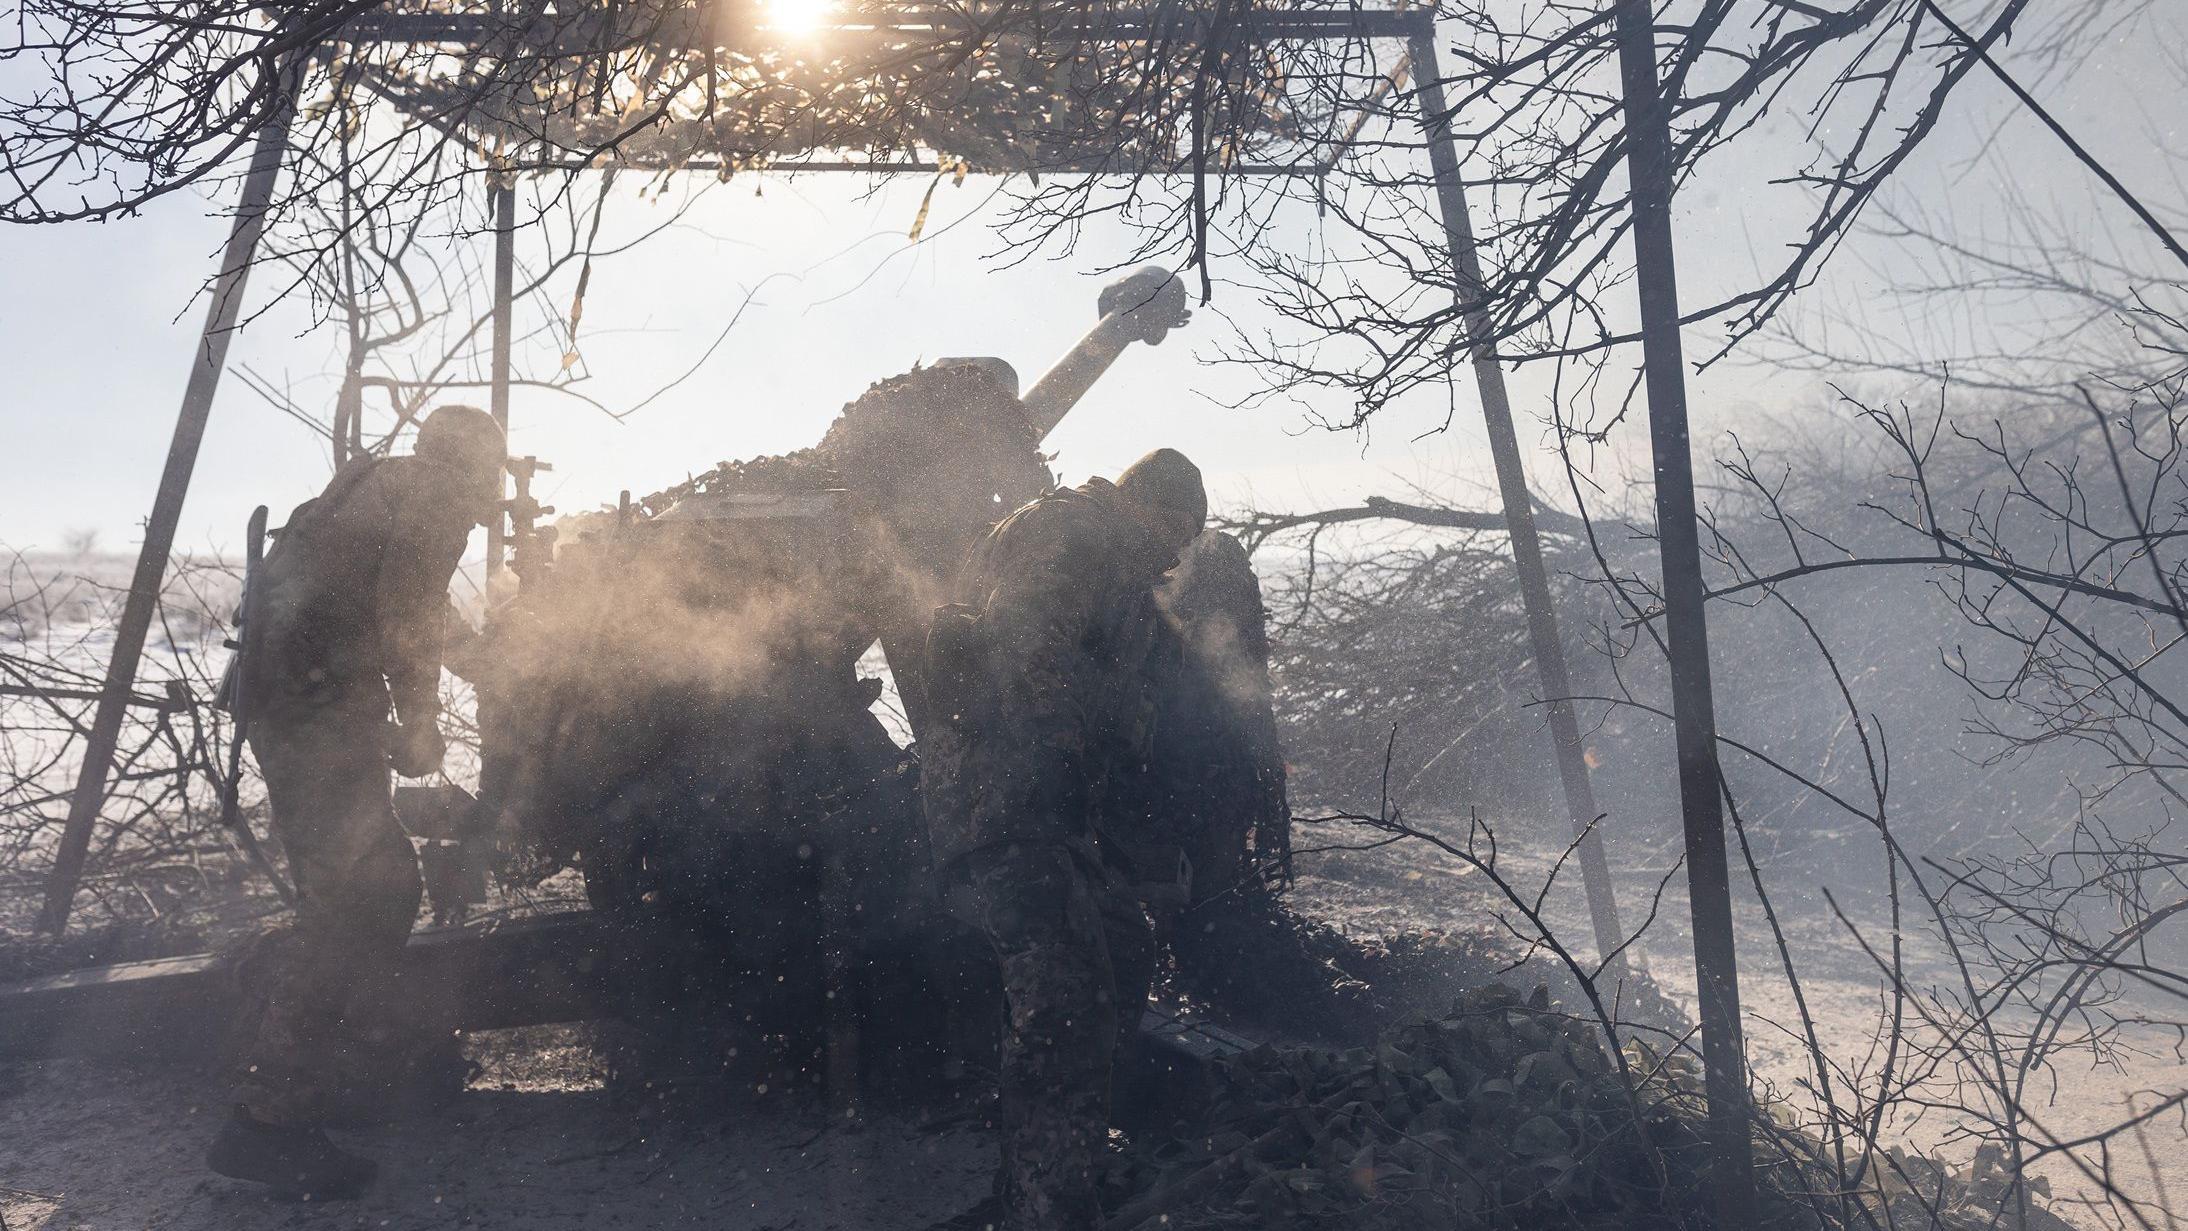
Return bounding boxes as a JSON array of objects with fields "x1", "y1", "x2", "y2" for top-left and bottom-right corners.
[{"x1": 207, "y1": 1108, "x2": 378, "y2": 1200}]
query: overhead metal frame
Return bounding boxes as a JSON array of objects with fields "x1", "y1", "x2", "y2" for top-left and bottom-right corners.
[
  {"x1": 335, "y1": 6, "x2": 1426, "y2": 45},
  {"x1": 44, "y1": 12, "x2": 1668, "y2": 1106}
]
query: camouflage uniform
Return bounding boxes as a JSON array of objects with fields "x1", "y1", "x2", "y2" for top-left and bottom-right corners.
[
  {"x1": 922, "y1": 478, "x2": 1178, "y2": 1231},
  {"x1": 236, "y1": 454, "x2": 475, "y2": 1127},
  {"x1": 1149, "y1": 532, "x2": 1376, "y2": 1042},
  {"x1": 1149, "y1": 531, "x2": 1290, "y2": 898}
]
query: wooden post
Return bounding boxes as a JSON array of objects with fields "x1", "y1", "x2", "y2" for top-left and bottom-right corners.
[
  {"x1": 39, "y1": 86, "x2": 300, "y2": 934},
  {"x1": 1407, "y1": 27, "x2": 1633, "y2": 986},
  {"x1": 1609, "y1": 1, "x2": 1759, "y2": 1221},
  {"x1": 486, "y1": 178, "x2": 517, "y2": 581}
]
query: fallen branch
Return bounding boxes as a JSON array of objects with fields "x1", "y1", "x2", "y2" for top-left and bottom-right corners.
[{"x1": 1226, "y1": 495, "x2": 1600, "y2": 548}]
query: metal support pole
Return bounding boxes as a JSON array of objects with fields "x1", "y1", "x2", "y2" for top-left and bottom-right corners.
[
  {"x1": 1407, "y1": 29, "x2": 1632, "y2": 986},
  {"x1": 39, "y1": 92, "x2": 300, "y2": 933},
  {"x1": 1610, "y1": 1, "x2": 1758, "y2": 1221},
  {"x1": 486, "y1": 178, "x2": 517, "y2": 581}
]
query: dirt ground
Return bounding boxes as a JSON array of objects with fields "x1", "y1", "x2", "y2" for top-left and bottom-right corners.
[
  {"x1": 1293, "y1": 819, "x2": 2188, "y2": 1227},
  {"x1": 0, "y1": 1027, "x2": 994, "y2": 1231},
  {"x1": 4, "y1": 818, "x2": 2183, "y2": 1230}
]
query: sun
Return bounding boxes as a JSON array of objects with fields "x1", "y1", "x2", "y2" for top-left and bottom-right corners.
[{"x1": 762, "y1": 0, "x2": 835, "y2": 38}]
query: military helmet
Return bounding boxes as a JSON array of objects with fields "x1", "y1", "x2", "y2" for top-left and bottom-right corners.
[
  {"x1": 1116, "y1": 447, "x2": 1208, "y2": 541},
  {"x1": 415, "y1": 404, "x2": 506, "y2": 475}
]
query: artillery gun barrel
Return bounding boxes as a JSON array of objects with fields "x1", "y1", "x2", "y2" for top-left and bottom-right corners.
[
  {"x1": 1024, "y1": 312, "x2": 1149, "y2": 439},
  {"x1": 1023, "y1": 265, "x2": 1191, "y2": 439}
]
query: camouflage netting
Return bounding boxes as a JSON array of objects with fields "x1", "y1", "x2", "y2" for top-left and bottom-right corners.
[
  {"x1": 353, "y1": 1, "x2": 1309, "y2": 177},
  {"x1": 640, "y1": 363, "x2": 1048, "y2": 516},
  {"x1": 1111, "y1": 984, "x2": 2075, "y2": 1231},
  {"x1": 818, "y1": 366, "x2": 1048, "y2": 503}
]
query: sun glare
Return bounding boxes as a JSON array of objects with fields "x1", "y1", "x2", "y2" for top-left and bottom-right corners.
[{"x1": 762, "y1": 0, "x2": 835, "y2": 38}]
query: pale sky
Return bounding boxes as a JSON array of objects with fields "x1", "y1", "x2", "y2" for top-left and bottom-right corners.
[
  {"x1": 1, "y1": 7, "x2": 2176, "y2": 560},
  {"x1": 2, "y1": 167, "x2": 1522, "y2": 556}
]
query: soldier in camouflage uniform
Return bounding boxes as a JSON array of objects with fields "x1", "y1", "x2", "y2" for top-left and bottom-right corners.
[
  {"x1": 207, "y1": 405, "x2": 505, "y2": 1200},
  {"x1": 1151, "y1": 531, "x2": 1376, "y2": 1042},
  {"x1": 922, "y1": 448, "x2": 1209, "y2": 1231},
  {"x1": 1150, "y1": 531, "x2": 1289, "y2": 900}
]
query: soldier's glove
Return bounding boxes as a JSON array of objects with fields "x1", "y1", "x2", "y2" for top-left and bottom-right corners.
[{"x1": 388, "y1": 720, "x2": 447, "y2": 779}]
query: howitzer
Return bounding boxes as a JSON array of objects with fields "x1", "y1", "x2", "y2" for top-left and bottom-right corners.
[
  {"x1": 504, "y1": 454, "x2": 557, "y2": 584},
  {"x1": 930, "y1": 266, "x2": 1191, "y2": 439},
  {"x1": 642, "y1": 263, "x2": 1194, "y2": 532},
  {"x1": 466, "y1": 262, "x2": 1201, "y2": 851},
  {"x1": 395, "y1": 783, "x2": 493, "y2": 925},
  {"x1": 1024, "y1": 265, "x2": 1190, "y2": 438},
  {"x1": 451, "y1": 265, "x2": 1207, "y2": 1090}
]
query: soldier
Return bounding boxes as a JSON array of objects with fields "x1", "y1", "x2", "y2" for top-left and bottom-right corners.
[
  {"x1": 207, "y1": 404, "x2": 505, "y2": 1199},
  {"x1": 1150, "y1": 530, "x2": 1290, "y2": 901},
  {"x1": 922, "y1": 448, "x2": 1209, "y2": 1231},
  {"x1": 1152, "y1": 530, "x2": 1376, "y2": 1042}
]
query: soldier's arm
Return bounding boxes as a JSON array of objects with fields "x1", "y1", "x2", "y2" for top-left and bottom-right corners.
[
  {"x1": 376, "y1": 474, "x2": 474, "y2": 726},
  {"x1": 1203, "y1": 536, "x2": 1292, "y2": 873},
  {"x1": 1204, "y1": 534, "x2": 1290, "y2": 832},
  {"x1": 1210, "y1": 534, "x2": 1274, "y2": 669}
]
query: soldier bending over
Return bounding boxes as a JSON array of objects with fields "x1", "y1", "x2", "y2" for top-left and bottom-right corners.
[
  {"x1": 207, "y1": 405, "x2": 505, "y2": 1199},
  {"x1": 922, "y1": 449, "x2": 1209, "y2": 1231}
]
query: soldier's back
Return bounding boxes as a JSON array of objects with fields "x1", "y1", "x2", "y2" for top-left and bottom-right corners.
[{"x1": 251, "y1": 456, "x2": 467, "y2": 710}]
